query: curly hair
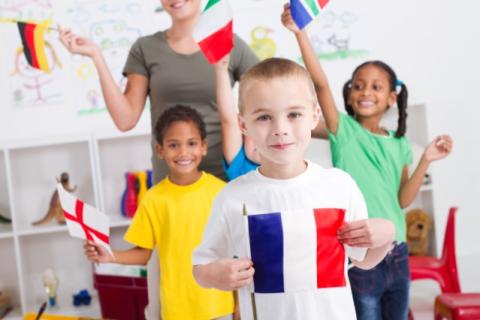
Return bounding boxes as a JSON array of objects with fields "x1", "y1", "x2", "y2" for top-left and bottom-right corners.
[
  {"x1": 342, "y1": 61, "x2": 408, "y2": 137},
  {"x1": 154, "y1": 105, "x2": 207, "y2": 145}
]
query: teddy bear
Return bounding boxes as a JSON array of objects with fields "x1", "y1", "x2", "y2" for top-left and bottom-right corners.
[{"x1": 406, "y1": 208, "x2": 432, "y2": 256}]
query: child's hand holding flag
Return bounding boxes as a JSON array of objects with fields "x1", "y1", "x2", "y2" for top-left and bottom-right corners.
[
  {"x1": 84, "y1": 240, "x2": 115, "y2": 264},
  {"x1": 57, "y1": 184, "x2": 113, "y2": 259},
  {"x1": 194, "y1": 0, "x2": 233, "y2": 64},
  {"x1": 289, "y1": 0, "x2": 329, "y2": 30},
  {"x1": 281, "y1": 3, "x2": 302, "y2": 34}
]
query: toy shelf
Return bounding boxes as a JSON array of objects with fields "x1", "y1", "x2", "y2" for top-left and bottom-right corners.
[
  {"x1": 93, "y1": 131, "x2": 151, "y2": 217},
  {"x1": 0, "y1": 130, "x2": 151, "y2": 318},
  {"x1": 3, "y1": 307, "x2": 22, "y2": 320},
  {"x1": 0, "y1": 149, "x2": 12, "y2": 237}
]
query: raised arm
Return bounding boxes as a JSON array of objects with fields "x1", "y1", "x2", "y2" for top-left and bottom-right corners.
[
  {"x1": 214, "y1": 55, "x2": 244, "y2": 164},
  {"x1": 312, "y1": 119, "x2": 328, "y2": 139},
  {"x1": 58, "y1": 26, "x2": 147, "y2": 131},
  {"x1": 398, "y1": 135, "x2": 453, "y2": 208},
  {"x1": 281, "y1": 4, "x2": 339, "y2": 134}
]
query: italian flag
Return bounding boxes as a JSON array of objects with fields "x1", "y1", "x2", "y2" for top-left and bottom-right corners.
[{"x1": 194, "y1": 0, "x2": 233, "y2": 64}]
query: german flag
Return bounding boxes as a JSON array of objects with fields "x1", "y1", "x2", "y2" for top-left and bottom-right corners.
[{"x1": 17, "y1": 22, "x2": 50, "y2": 72}]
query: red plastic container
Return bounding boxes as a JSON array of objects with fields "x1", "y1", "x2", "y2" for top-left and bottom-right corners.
[{"x1": 94, "y1": 274, "x2": 148, "y2": 320}]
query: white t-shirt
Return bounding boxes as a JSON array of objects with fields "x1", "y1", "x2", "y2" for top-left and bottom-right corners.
[{"x1": 192, "y1": 161, "x2": 368, "y2": 320}]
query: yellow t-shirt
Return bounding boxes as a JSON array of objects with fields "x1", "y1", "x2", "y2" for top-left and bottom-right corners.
[{"x1": 124, "y1": 172, "x2": 233, "y2": 320}]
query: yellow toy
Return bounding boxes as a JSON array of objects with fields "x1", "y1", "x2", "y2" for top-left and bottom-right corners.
[
  {"x1": 135, "y1": 171, "x2": 148, "y2": 204},
  {"x1": 249, "y1": 26, "x2": 277, "y2": 61}
]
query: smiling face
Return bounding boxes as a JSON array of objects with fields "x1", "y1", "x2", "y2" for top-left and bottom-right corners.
[
  {"x1": 156, "y1": 120, "x2": 207, "y2": 184},
  {"x1": 239, "y1": 75, "x2": 319, "y2": 178},
  {"x1": 347, "y1": 64, "x2": 397, "y2": 120},
  {"x1": 160, "y1": 0, "x2": 200, "y2": 21}
]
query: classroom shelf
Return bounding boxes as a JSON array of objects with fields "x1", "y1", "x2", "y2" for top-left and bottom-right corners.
[
  {"x1": 24, "y1": 299, "x2": 101, "y2": 319},
  {"x1": 3, "y1": 307, "x2": 22, "y2": 320},
  {"x1": 0, "y1": 150, "x2": 12, "y2": 239},
  {"x1": 0, "y1": 131, "x2": 151, "y2": 318},
  {"x1": 0, "y1": 228, "x2": 13, "y2": 239}
]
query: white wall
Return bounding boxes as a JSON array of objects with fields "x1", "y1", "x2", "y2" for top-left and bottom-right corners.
[
  {"x1": 1, "y1": 0, "x2": 479, "y2": 288},
  {"x1": 412, "y1": 1, "x2": 480, "y2": 291}
]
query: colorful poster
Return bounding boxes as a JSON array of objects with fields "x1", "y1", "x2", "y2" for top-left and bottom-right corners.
[
  {"x1": 2, "y1": 0, "x2": 67, "y2": 107},
  {"x1": 64, "y1": 0, "x2": 160, "y2": 115}
]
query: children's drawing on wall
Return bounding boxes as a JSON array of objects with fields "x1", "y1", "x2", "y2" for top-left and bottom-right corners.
[
  {"x1": 64, "y1": 0, "x2": 155, "y2": 115},
  {"x1": 232, "y1": 0, "x2": 274, "y2": 10},
  {"x1": 6, "y1": 18, "x2": 65, "y2": 108},
  {"x1": 154, "y1": 3, "x2": 163, "y2": 13},
  {"x1": 10, "y1": 40, "x2": 63, "y2": 107},
  {"x1": 86, "y1": 89, "x2": 101, "y2": 109},
  {"x1": 0, "y1": 0, "x2": 53, "y2": 22},
  {"x1": 303, "y1": 10, "x2": 368, "y2": 62},
  {"x1": 249, "y1": 26, "x2": 277, "y2": 61},
  {"x1": 234, "y1": 3, "x2": 294, "y2": 61}
]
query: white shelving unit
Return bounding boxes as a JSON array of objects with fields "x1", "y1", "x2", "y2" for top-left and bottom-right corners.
[
  {"x1": 93, "y1": 131, "x2": 152, "y2": 225},
  {"x1": 0, "y1": 131, "x2": 151, "y2": 319}
]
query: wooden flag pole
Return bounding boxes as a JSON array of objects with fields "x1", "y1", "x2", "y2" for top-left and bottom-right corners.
[
  {"x1": 243, "y1": 203, "x2": 258, "y2": 320},
  {"x1": 0, "y1": 18, "x2": 58, "y2": 31}
]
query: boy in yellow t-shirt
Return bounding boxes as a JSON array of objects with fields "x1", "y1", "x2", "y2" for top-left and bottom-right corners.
[{"x1": 84, "y1": 105, "x2": 233, "y2": 320}]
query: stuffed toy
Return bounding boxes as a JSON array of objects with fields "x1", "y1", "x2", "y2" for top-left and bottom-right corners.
[
  {"x1": 32, "y1": 172, "x2": 76, "y2": 226},
  {"x1": 406, "y1": 208, "x2": 432, "y2": 256}
]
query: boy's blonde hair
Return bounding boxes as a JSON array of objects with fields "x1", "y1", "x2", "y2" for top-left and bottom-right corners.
[{"x1": 238, "y1": 57, "x2": 317, "y2": 114}]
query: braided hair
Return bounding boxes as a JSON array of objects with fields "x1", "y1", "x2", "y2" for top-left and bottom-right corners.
[{"x1": 342, "y1": 61, "x2": 408, "y2": 137}]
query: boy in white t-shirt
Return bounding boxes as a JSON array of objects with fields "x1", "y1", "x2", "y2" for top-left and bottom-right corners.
[{"x1": 192, "y1": 57, "x2": 396, "y2": 319}]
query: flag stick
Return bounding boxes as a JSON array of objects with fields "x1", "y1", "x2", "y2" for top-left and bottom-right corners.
[
  {"x1": 0, "y1": 18, "x2": 58, "y2": 31},
  {"x1": 243, "y1": 203, "x2": 258, "y2": 320}
]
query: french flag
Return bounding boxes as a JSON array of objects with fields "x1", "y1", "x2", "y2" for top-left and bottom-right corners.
[
  {"x1": 248, "y1": 208, "x2": 346, "y2": 293},
  {"x1": 290, "y1": 0, "x2": 330, "y2": 30}
]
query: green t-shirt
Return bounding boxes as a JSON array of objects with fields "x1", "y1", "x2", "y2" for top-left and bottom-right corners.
[{"x1": 328, "y1": 113, "x2": 412, "y2": 242}]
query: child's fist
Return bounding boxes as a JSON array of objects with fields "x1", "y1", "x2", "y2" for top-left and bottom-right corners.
[
  {"x1": 83, "y1": 240, "x2": 114, "y2": 263},
  {"x1": 214, "y1": 54, "x2": 230, "y2": 71},
  {"x1": 208, "y1": 258, "x2": 255, "y2": 291},
  {"x1": 281, "y1": 3, "x2": 301, "y2": 33},
  {"x1": 423, "y1": 135, "x2": 453, "y2": 162},
  {"x1": 337, "y1": 218, "x2": 395, "y2": 248}
]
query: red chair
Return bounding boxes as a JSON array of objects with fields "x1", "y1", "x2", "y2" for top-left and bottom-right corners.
[
  {"x1": 409, "y1": 207, "x2": 461, "y2": 320},
  {"x1": 409, "y1": 206, "x2": 461, "y2": 293},
  {"x1": 434, "y1": 293, "x2": 480, "y2": 320}
]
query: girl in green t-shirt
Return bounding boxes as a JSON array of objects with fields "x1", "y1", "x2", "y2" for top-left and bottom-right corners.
[{"x1": 282, "y1": 4, "x2": 453, "y2": 320}]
